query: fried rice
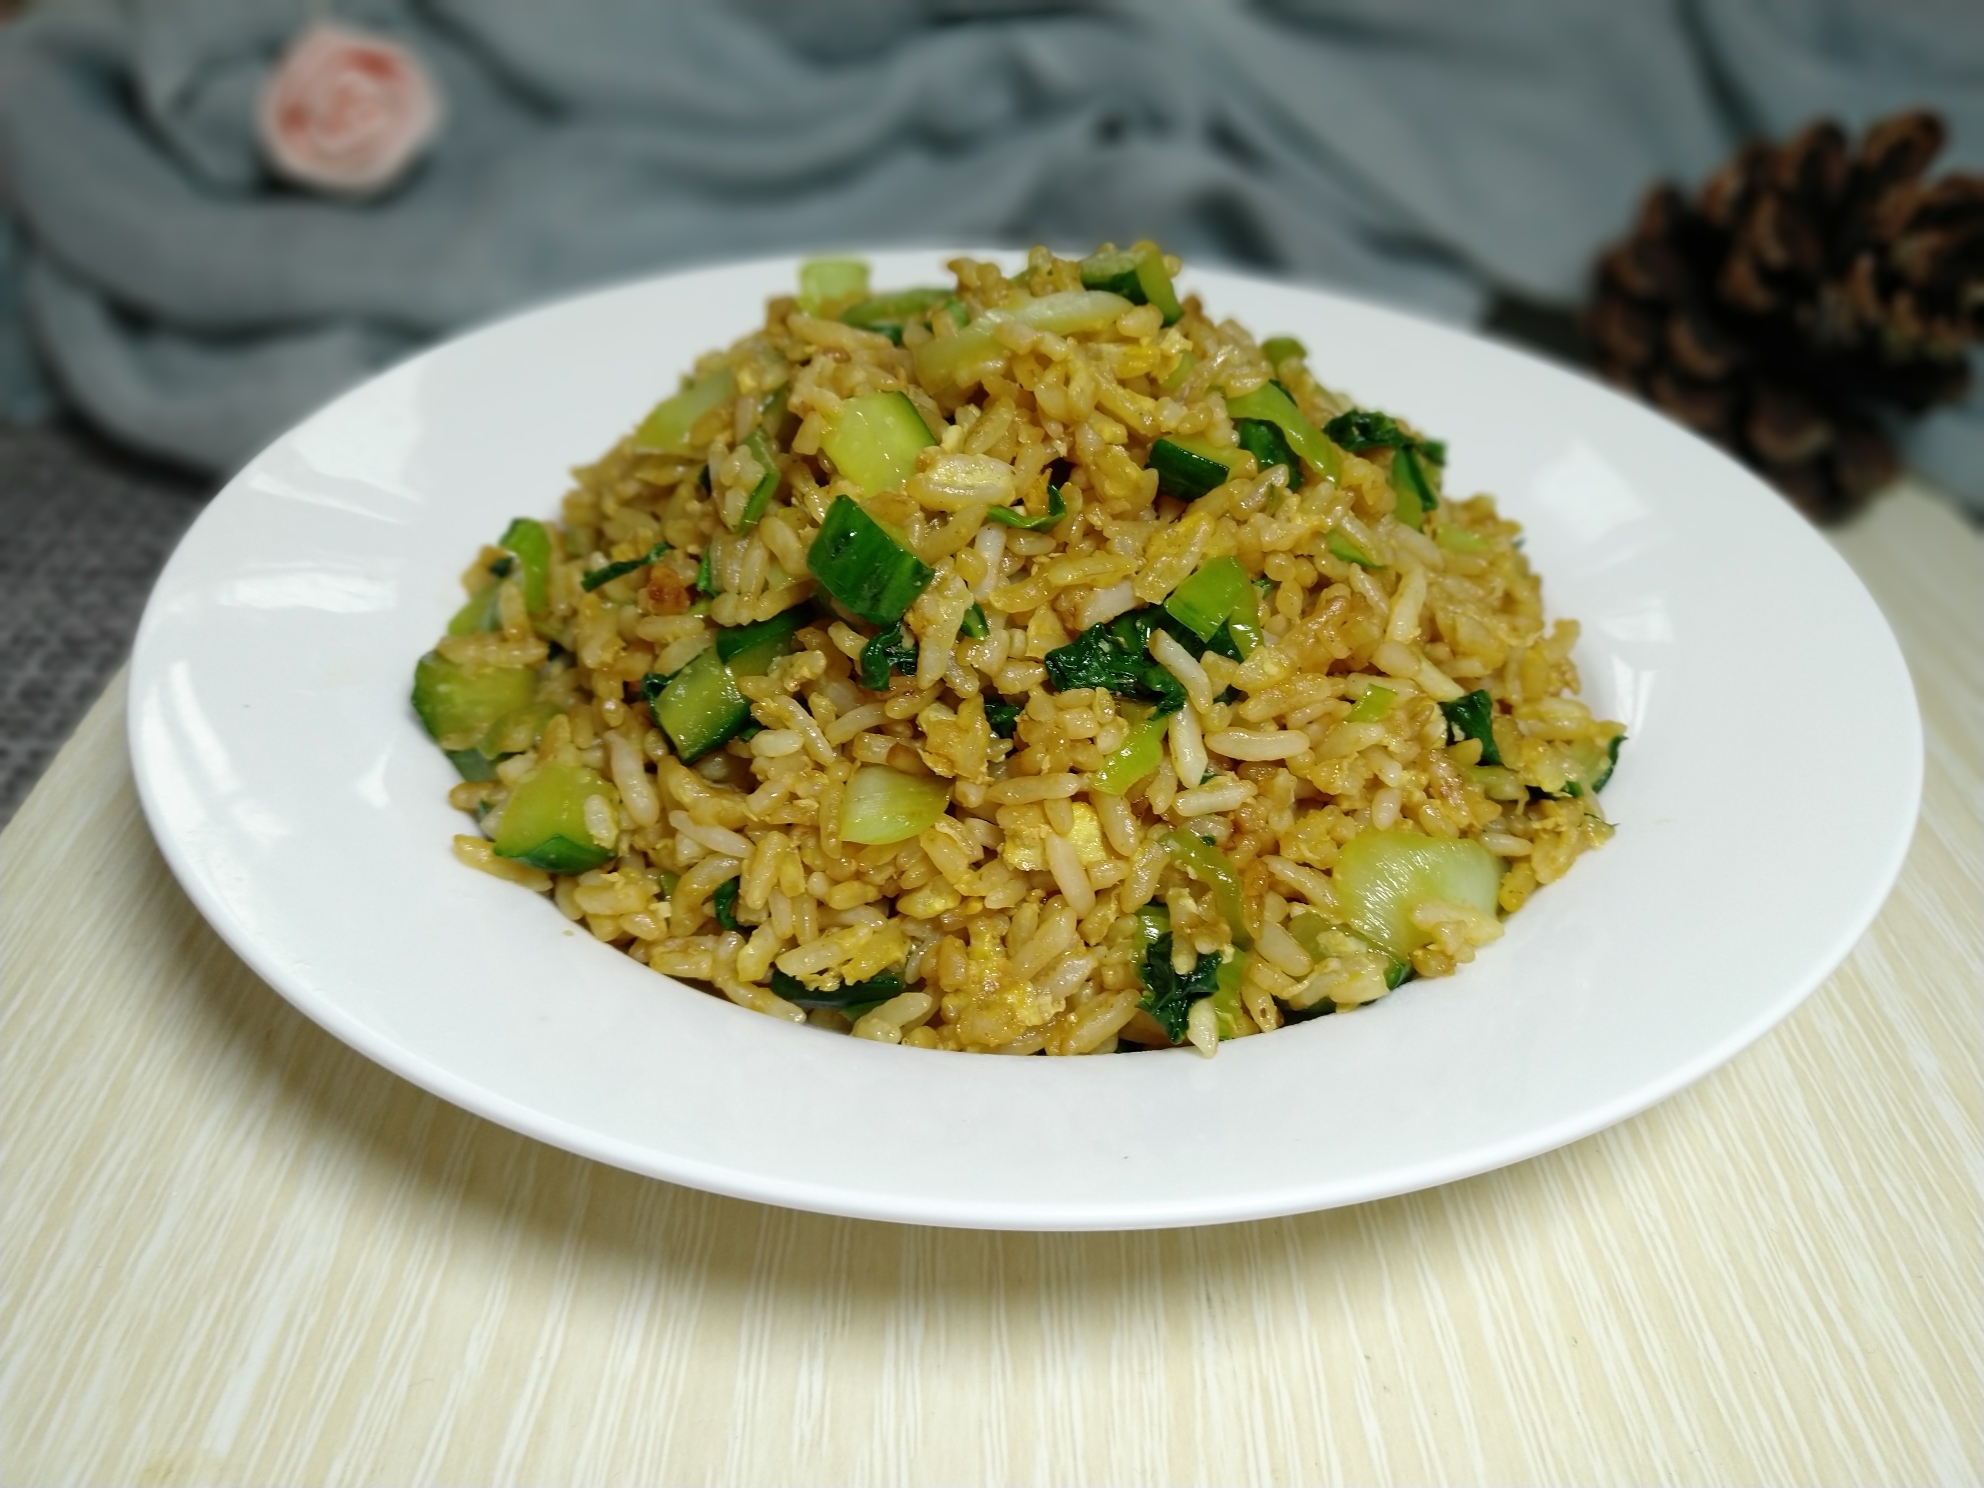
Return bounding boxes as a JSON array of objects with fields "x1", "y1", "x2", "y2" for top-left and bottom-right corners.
[{"x1": 414, "y1": 244, "x2": 1624, "y2": 1057}]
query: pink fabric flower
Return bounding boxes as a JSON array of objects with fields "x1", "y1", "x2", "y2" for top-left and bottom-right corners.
[{"x1": 258, "y1": 22, "x2": 443, "y2": 196}]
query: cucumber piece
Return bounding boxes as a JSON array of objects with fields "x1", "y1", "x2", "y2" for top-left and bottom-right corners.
[
  {"x1": 1160, "y1": 350, "x2": 1198, "y2": 393},
  {"x1": 1333, "y1": 829, "x2": 1503, "y2": 961},
  {"x1": 715, "y1": 606, "x2": 810, "y2": 676},
  {"x1": 819, "y1": 391, "x2": 935, "y2": 497},
  {"x1": 412, "y1": 652, "x2": 537, "y2": 752},
  {"x1": 497, "y1": 518, "x2": 551, "y2": 614},
  {"x1": 840, "y1": 764, "x2": 950, "y2": 846},
  {"x1": 735, "y1": 428, "x2": 781, "y2": 534},
  {"x1": 1223, "y1": 382, "x2": 1342, "y2": 482},
  {"x1": 1078, "y1": 243, "x2": 1183, "y2": 325},
  {"x1": 446, "y1": 582, "x2": 503, "y2": 636},
  {"x1": 650, "y1": 646, "x2": 747, "y2": 764},
  {"x1": 1439, "y1": 689, "x2": 1503, "y2": 766},
  {"x1": 1345, "y1": 685, "x2": 1394, "y2": 723},
  {"x1": 839, "y1": 287, "x2": 963, "y2": 344},
  {"x1": 492, "y1": 760, "x2": 618, "y2": 874},
  {"x1": 633, "y1": 368, "x2": 736, "y2": 457},
  {"x1": 1235, "y1": 417, "x2": 1300, "y2": 481},
  {"x1": 649, "y1": 611, "x2": 809, "y2": 763},
  {"x1": 1260, "y1": 335, "x2": 1307, "y2": 366},
  {"x1": 1148, "y1": 436, "x2": 1244, "y2": 500},
  {"x1": 1435, "y1": 522, "x2": 1490, "y2": 555},
  {"x1": 806, "y1": 494, "x2": 934, "y2": 625},
  {"x1": 798, "y1": 257, "x2": 869, "y2": 316},
  {"x1": 446, "y1": 748, "x2": 499, "y2": 782},
  {"x1": 1092, "y1": 709, "x2": 1173, "y2": 795},
  {"x1": 479, "y1": 699, "x2": 561, "y2": 759},
  {"x1": 1325, "y1": 528, "x2": 1383, "y2": 569},
  {"x1": 1561, "y1": 735, "x2": 1625, "y2": 797},
  {"x1": 913, "y1": 290, "x2": 1134, "y2": 391},
  {"x1": 1164, "y1": 556, "x2": 1258, "y2": 643}
]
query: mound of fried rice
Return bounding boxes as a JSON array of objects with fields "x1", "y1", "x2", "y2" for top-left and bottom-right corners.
[{"x1": 427, "y1": 245, "x2": 1621, "y2": 1056}]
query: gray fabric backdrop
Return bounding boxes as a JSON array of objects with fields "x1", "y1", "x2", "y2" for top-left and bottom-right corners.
[{"x1": 2, "y1": 0, "x2": 1980, "y2": 506}]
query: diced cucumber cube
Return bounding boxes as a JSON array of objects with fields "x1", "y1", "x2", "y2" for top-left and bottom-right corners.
[{"x1": 492, "y1": 760, "x2": 618, "y2": 874}]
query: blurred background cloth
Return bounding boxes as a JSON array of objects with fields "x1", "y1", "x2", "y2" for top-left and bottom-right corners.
[{"x1": 1, "y1": 0, "x2": 1981, "y2": 507}]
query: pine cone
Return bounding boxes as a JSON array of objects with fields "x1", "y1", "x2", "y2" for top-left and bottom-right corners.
[{"x1": 1586, "y1": 111, "x2": 1984, "y2": 521}]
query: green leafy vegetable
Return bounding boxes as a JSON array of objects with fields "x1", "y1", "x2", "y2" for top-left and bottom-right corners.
[
  {"x1": 960, "y1": 603, "x2": 989, "y2": 640},
  {"x1": 735, "y1": 428, "x2": 781, "y2": 534},
  {"x1": 1235, "y1": 418, "x2": 1300, "y2": 481},
  {"x1": 807, "y1": 494, "x2": 935, "y2": 625},
  {"x1": 1260, "y1": 335, "x2": 1307, "y2": 366},
  {"x1": 712, "y1": 878, "x2": 742, "y2": 933},
  {"x1": 857, "y1": 622, "x2": 918, "y2": 690},
  {"x1": 770, "y1": 965, "x2": 907, "y2": 1010},
  {"x1": 1138, "y1": 934, "x2": 1225, "y2": 1043},
  {"x1": 581, "y1": 541, "x2": 671, "y2": 593},
  {"x1": 695, "y1": 547, "x2": 717, "y2": 597},
  {"x1": 1148, "y1": 436, "x2": 1243, "y2": 500},
  {"x1": 1164, "y1": 556, "x2": 1259, "y2": 645},
  {"x1": 985, "y1": 482, "x2": 1067, "y2": 531},
  {"x1": 1439, "y1": 689, "x2": 1503, "y2": 766},
  {"x1": 1325, "y1": 528, "x2": 1383, "y2": 569},
  {"x1": 1042, "y1": 607, "x2": 1189, "y2": 711},
  {"x1": 1223, "y1": 382, "x2": 1342, "y2": 481},
  {"x1": 1321, "y1": 408, "x2": 1446, "y2": 528},
  {"x1": 985, "y1": 699, "x2": 1021, "y2": 738}
]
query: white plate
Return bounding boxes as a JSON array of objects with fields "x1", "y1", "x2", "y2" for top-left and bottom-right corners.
[{"x1": 129, "y1": 251, "x2": 1920, "y2": 1231}]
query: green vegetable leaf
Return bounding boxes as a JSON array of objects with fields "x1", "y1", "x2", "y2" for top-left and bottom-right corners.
[
  {"x1": 1260, "y1": 336, "x2": 1306, "y2": 366},
  {"x1": 1042, "y1": 607, "x2": 1191, "y2": 711},
  {"x1": 1235, "y1": 417, "x2": 1299, "y2": 479},
  {"x1": 1321, "y1": 410, "x2": 1420, "y2": 451},
  {"x1": 1439, "y1": 689, "x2": 1503, "y2": 766},
  {"x1": 712, "y1": 878, "x2": 742, "y2": 933},
  {"x1": 695, "y1": 547, "x2": 718, "y2": 597},
  {"x1": 771, "y1": 965, "x2": 907, "y2": 1010},
  {"x1": 985, "y1": 483, "x2": 1067, "y2": 531},
  {"x1": 858, "y1": 622, "x2": 918, "y2": 691},
  {"x1": 1138, "y1": 934, "x2": 1225, "y2": 1043},
  {"x1": 961, "y1": 603, "x2": 989, "y2": 640},
  {"x1": 582, "y1": 541, "x2": 671, "y2": 593},
  {"x1": 985, "y1": 699, "x2": 1022, "y2": 738}
]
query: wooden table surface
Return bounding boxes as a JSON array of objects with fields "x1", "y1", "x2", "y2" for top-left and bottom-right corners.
[{"x1": 4, "y1": 482, "x2": 1979, "y2": 1487}]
